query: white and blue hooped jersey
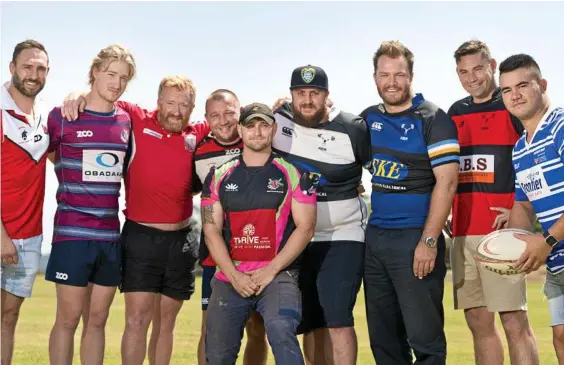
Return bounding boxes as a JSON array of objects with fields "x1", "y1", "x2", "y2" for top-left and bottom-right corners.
[{"x1": 512, "y1": 106, "x2": 564, "y2": 275}]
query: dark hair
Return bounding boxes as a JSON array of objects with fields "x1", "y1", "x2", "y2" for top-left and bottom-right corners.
[
  {"x1": 373, "y1": 40, "x2": 414, "y2": 74},
  {"x1": 12, "y1": 39, "x2": 48, "y2": 64},
  {"x1": 499, "y1": 54, "x2": 542, "y2": 78},
  {"x1": 454, "y1": 40, "x2": 492, "y2": 63}
]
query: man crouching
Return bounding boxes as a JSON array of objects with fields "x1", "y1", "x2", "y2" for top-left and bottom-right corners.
[{"x1": 200, "y1": 103, "x2": 317, "y2": 365}]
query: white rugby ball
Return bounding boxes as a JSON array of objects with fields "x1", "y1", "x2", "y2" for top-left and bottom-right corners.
[{"x1": 474, "y1": 228, "x2": 531, "y2": 276}]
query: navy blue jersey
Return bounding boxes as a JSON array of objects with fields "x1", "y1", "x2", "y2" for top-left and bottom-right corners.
[{"x1": 361, "y1": 94, "x2": 460, "y2": 229}]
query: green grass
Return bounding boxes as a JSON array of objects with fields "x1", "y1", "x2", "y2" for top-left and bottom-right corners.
[{"x1": 14, "y1": 274, "x2": 557, "y2": 365}]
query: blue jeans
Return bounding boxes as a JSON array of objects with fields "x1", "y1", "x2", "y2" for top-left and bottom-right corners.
[
  {"x1": 205, "y1": 270, "x2": 304, "y2": 365},
  {"x1": 364, "y1": 225, "x2": 447, "y2": 365}
]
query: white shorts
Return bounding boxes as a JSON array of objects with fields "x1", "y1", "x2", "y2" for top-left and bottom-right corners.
[
  {"x1": 544, "y1": 271, "x2": 564, "y2": 327},
  {"x1": 1, "y1": 235, "x2": 42, "y2": 298}
]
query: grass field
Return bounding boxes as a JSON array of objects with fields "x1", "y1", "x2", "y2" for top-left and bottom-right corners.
[{"x1": 14, "y1": 274, "x2": 557, "y2": 365}]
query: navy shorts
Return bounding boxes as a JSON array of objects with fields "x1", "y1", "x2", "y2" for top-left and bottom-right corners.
[
  {"x1": 297, "y1": 240, "x2": 364, "y2": 334},
  {"x1": 45, "y1": 240, "x2": 121, "y2": 287},
  {"x1": 201, "y1": 265, "x2": 216, "y2": 310}
]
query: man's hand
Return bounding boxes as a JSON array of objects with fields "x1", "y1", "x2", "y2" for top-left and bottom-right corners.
[
  {"x1": 272, "y1": 97, "x2": 291, "y2": 111},
  {"x1": 413, "y1": 240, "x2": 437, "y2": 279},
  {"x1": 248, "y1": 265, "x2": 278, "y2": 295},
  {"x1": 491, "y1": 207, "x2": 510, "y2": 230},
  {"x1": 61, "y1": 92, "x2": 87, "y2": 121},
  {"x1": 1, "y1": 237, "x2": 18, "y2": 265},
  {"x1": 514, "y1": 233, "x2": 552, "y2": 274},
  {"x1": 230, "y1": 271, "x2": 259, "y2": 298},
  {"x1": 357, "y1": 184, "x2": 365, "y2": 196}
]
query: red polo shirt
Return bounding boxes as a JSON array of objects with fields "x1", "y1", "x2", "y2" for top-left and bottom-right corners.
[{"x1": 118, "y1": 101, "x2": 209, "y2": 224}]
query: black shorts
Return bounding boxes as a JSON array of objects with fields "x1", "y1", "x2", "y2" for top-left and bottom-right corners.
[
  {"x1": 120, "y1": 220, "x2": 199, "y2": 301},
  {"x1": 297, "y1": 240, "x2": 364, "y2": 334},
  {"x1": 45, "y1": 240, "x2": 121, "y2": 287}
]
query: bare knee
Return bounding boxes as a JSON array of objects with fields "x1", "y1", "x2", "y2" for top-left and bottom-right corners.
[
  {"x1": 1, "y1": 305, "x2": 21, "y2": 329},
  {"x1": 56, "y1": 311, "x2": 82, "y2": 332},
  {"x1": 500, "y1": 310, "x2": 531, "y2": 339},
  {"x1": 126, "y1": 308, "x2": 153, "y2": 332},
  {"x1": 85, "y1": 309, "x2": 110, "y2": 330},
  {"x1": 465, "y1": 308, "x2": 497, "y2": 336}
]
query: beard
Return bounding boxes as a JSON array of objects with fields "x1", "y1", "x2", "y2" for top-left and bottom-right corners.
[
  {"x1": 377, "y1": 85, "x2": 411, "y2": 107},
  {"x1": 12, "y1": 72, "x2": 45, "y2": 98},
  {"x1": 158, "y1": 111, "x2": 188, "y2": 133},
  {"x1": 293, "y1": 105, "x2": 327, "y2": 128}
]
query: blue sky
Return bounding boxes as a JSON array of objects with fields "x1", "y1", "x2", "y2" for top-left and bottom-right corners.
[{"x1": 2, "y1": 1, "x2": 563, "y2": 253}]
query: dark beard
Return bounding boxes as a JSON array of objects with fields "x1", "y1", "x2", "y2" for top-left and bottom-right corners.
[
  {"x1": 293, "y1": 107, "x2": 326, "y2": 128},
  {"x1": 12, "y1": 72, "x2": 44, "y2": 98}
]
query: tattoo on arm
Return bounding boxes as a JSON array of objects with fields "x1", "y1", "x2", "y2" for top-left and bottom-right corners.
[{"x1": 202, "y1": 205, "x2": 215, "y2": 225}]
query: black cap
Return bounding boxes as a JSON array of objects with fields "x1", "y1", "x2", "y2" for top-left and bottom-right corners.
[
  {"x1": 239, "y1": 103, "x2": 275, "y2": 126},
  {"x1": 290, "y1": 65, "x2": 328, "y2": 91}
]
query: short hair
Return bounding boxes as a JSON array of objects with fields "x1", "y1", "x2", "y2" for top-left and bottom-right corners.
[
  {"x1": 12, "y1": 39, "x2": 48, "y2": 64},
  {"x1": 373, "y1": 40, "x2": 414, "y2": 74},
  {"x1": 499, "y1": 54, "x2": 542, "y2": 78},
  {"x1": 454, "y1": 40, "x2": 492, "y2": 63},
  {"x1": 158, "y1": 75, "x2": 196, "y2": 104},
  {"x1": 88, "y1": 44, "x2": 136, "y2": 87},
  {"x1": 205, "y1": 89, "x2": 239, "y2": 113}
]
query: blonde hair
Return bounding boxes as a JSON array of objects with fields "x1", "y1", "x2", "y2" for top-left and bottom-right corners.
[
  {"x1": 373, "y1": 40, "x2": 415, "y2": 74},
  {"x1": 88, "y1": 44, "x2": 136, "y2": 86},
  {"x1": 158, "y1": 75, "x2": 196, "y2": 104}
]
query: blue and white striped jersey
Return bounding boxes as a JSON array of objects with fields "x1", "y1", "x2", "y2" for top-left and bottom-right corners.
[{"x1": 513, "y1": 106, "x2": 564, "y2": 275}]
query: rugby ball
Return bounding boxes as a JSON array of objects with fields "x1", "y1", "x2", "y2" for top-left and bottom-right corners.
[{"x1": 474, "y1": 228, "x2": 531, "y2": 276}]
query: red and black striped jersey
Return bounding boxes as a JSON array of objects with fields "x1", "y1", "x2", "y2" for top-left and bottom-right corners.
[{"x1": 448, "y1": 88, "x2": 523, "y2": 236}]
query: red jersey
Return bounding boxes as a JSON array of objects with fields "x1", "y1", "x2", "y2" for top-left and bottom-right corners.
[
  {"x1": 194, "y1": 135, "x2": 244, "y2": 266},
  {"x1": 1, "y1": 83, "x2": 49, "y2": 239},
  {"x1": 447, "y1": 88, "x2": 523, "y2": 237},
  {"x1": 118, "y1": 101, "x2": 209, "y2": 224}
]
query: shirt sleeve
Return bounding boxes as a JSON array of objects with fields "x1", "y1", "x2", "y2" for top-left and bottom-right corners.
[
  {"x1": 201, "y1": 167, "x2": 220, "y2": 207},
  {"x1": 192, "y1": 120, "x2": 210, "y2": 144},
  {"x1": 551, "y1": 113, "x2": 564, "y2": 163},
  {"x1": 47, "y1": 108, "x2": 63, "y2": 153},
  {"x1": 291, "y1": 168, "x2": 317, "y2": 205},
  {"x1": 116, "y1": 101, "x2": 147, "y2": 116},
  {"x1": 425, "y1": 108, "x2": 460, "y2": 168}
]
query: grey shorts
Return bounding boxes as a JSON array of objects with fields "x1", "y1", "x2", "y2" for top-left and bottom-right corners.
[{"x1": 543, "y1": 271, "x2": 564, "y2": 327}]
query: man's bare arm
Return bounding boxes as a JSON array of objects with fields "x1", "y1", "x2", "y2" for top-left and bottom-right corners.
[
  {"x1": 267, "y1": 201, "x2": 317, "y2": 273},
  {"x1": 201, "y1": 202, "x2": 239, "y2": 281},
  {"x1": 507, "y1": 200, "x2": 536, "y2": 231},
  {"x1": 422, "y1": 163, "x2": 459, "y2": 239}
]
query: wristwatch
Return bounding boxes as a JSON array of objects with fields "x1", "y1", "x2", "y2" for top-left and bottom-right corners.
[
  {"x1": 543, "y1": 231, "x2": 559, "y2": 247},
  {"x1": 421, "y1": 236, "x2": 437, "y2": 248}
]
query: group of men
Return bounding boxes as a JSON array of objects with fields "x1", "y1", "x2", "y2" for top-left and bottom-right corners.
[{"x1": 0, "y1": 36, "x2": 563, "y2": 365}]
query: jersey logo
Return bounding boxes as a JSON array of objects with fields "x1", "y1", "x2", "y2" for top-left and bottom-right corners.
[
  {"x1": 76, "y1": 130, "x2": 93, "y2": 138},
  {"x1": 143, "y1": 128, "x2": 163, "y2": 139},
  {"x1": 400, "y1": 123, "x2": 415, "y2": 141},
  {"x1": 301, "y1": 67, "x2": 315, "y2": 83},
  {"x1": 225, "y1": 148, "x2": 241, "y2": 155},
  {"x1": 225, "y1": 183, "x2": 238, "y2": 192},
  {"x1": 317, "y1": 133, "x2": 335, "y2": 151},
  {"x1": 516, "y1": 166, "x2": 549, "y2": 201},
  {"x1": 267, "y1": 178, "x2": 284, "y2": 193},
  {"x1": 20, "y1": 128, "x2": 28, "y2": 141},
  {"x1": 121, "y1": 128, "x2": 129, "y2": 143},
  {"x1": 281, "y1": 126, "x2": 294, "y2": 137},
  {"x1": 371, "y1": 122, "x2": 383, "y2": 131},
  {"x1": 459, "y1": 155, "x2": 494, "y2": 183},
  {"x1": 184, "y1": 134, "x2": 197, "y2": 152}
]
